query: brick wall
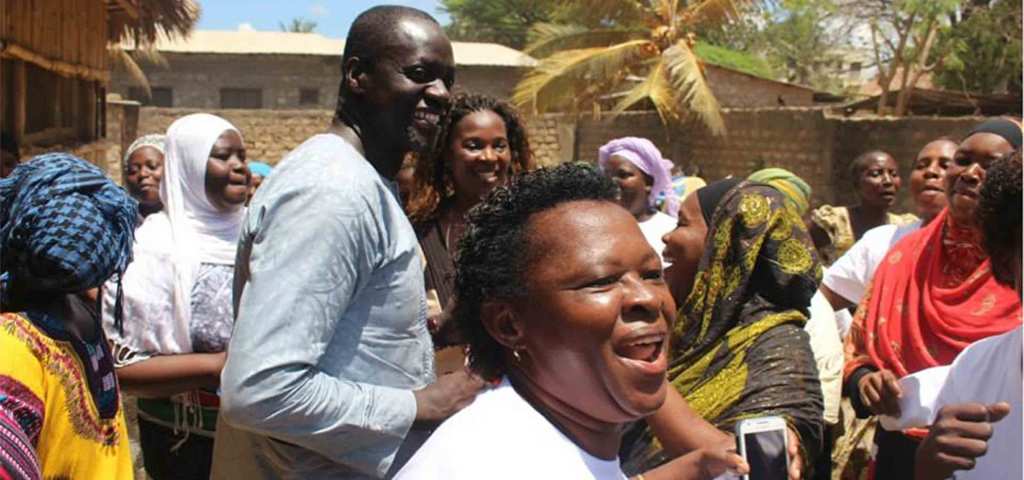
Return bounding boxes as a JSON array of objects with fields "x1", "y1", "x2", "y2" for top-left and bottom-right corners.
[
  {"x1": 829, "y1": 115, "x2": 981, "y2": 210},
  {"x1": 705, "y1": 65, "x2": 816, "y2": 108}
]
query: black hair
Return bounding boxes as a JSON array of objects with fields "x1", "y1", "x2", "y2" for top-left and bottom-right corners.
[
  {"x1": 407, "y1": 93, "x2": 534, "y2": 223},
  {"x1": 978, "y1": 150, "x2": 1022, "y2": 287},
  {"x1": 454, "y1": 163, "x2": 619, "y2": 380},
  {"x1": 333, "y1": 5, "x2": 440, "y2": 123},
  {"x1": 848, "y1": 150, "x2": 894, "y2": 185},
  {"x1": 1, "y1": 131, "x2": 18, "y2": 157}
]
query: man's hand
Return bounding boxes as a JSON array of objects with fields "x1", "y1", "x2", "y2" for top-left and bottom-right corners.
[
  {"x1": 413, "y1": 369, "x2": 485, "y2": 423},
  {"x1": 858, "y1": 369, "x2": 903, "y2": 416},
  {"x1": 914, "y1": 402, "x2": 1010, "y2": 480}
]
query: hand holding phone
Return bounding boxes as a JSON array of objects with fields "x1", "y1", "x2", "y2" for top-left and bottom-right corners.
[{"x1": 735, "y1": 416, "x2": 789, "y2": 480}]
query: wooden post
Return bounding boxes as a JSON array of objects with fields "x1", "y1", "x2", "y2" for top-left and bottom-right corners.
[{"x1": 12, "y1": 59, "x2": 25, "y2": 144}]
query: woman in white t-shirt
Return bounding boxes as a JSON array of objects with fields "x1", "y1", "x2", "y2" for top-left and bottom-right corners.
[
  {"x1": 396, "y1": 164, "x2": 746, "y2": 480},
  {"x1": 598, "y1": 137, "x2": 679, "y2": 266}
]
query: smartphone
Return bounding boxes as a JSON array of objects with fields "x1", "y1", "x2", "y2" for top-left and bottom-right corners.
[{"x1": 735, "y1": 416, "x2": 789, "y2": 480}]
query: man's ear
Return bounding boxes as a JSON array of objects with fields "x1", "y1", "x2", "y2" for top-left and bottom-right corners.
[
  {"x1": 480, "y1": 300, "x2": 525, "y2": 351},
  {"x1": 343, "y1": 56, "x2": 369, "y2": 96}
]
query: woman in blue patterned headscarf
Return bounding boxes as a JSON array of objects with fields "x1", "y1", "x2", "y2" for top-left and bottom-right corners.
[{"x1": 0, "y1": 152, "x2": 138, "y2": 479}]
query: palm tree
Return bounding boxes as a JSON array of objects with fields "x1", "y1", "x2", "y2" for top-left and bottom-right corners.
[
  {"x1": 279, "y1": 17, "x2": 318, "y2": 33},
  {"x1": 513, "y1": 0, "x2": 762, "y2": 135},
  {"x1": 109, "y1": 0, "x2": 200, "y2": 99}
]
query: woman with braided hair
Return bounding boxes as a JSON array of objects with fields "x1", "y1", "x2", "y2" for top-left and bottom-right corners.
[
  {"x1": 406, "y1": 93, "x2": 533, "y2": 343},
  {"x1": 0, "y1": 153, "x2": 138, "y2": 479}
]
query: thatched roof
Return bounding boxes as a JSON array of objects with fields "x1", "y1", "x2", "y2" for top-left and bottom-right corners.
[{"x1": 107, "y1": 0, "x2": 199, "y2": 45}]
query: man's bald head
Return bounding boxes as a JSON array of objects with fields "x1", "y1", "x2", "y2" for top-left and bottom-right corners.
[{"x1": 342, "y1": 6, "x2": 441, "y2": 79}]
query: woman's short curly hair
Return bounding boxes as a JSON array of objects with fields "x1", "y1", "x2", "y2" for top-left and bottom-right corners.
[
  {"x1": 453, "y1": 163, "x2": 618, "y2": 380},
  {"x1": 406, "y1": 93, "x2": 534, "y2": 224},
  {"x1": 978, "y1": 150, "x2": 1022, "y2": 287}
]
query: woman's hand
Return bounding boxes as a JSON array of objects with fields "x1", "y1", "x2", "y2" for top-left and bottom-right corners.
[
  {"x1": 857, "y1": 369, "x2": 903, "y2": 416},
  {"x1": 787, "y1": 427, "x2": 802, "y2": 480},
  {"x1": 639, "y1": 442, "x2": 748, "y2": 480}
]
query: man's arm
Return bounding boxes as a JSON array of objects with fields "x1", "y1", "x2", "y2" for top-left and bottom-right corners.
[{"x1": 218, "y1": 178, "x2": 417, "y2": 477}]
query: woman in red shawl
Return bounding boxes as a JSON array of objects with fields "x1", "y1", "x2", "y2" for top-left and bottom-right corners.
[{"x1": 842, "y1": 118, "x2": 1023, "y2": 479}]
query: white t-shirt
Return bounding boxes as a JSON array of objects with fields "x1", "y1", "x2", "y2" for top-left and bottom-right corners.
[
  {"x1": 822, "y1": 220, "x2": 922, "y2": 306},
  {"x1": 639, "y1": 211, "x2": 677, "y2": 267},
  {"x1": 822, "y1": 220, "x2": 921, "y2": 338},
  {"x1": 395, "y1": 378, "x2": 628, "y2": 480},
  {"x1": 881, "y1": 326, "x2": 1022, "y2": 480}
]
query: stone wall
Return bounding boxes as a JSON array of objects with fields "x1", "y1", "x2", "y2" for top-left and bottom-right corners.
[
  {"x1": 525, "y1": 109, "x2": 987, "y2": 210},
  {"x1": 133, "y1": 105, "x2": 987, "y2": 212},
  {"x1": 138, "y1": 107, "x2": 579, "y2": 167},
  {"x1": 110, "y1": 53, "x2": 530, "y2": 110},
  {"x1": 137, "y1": 107, "x2": 334, "y2": 163}
]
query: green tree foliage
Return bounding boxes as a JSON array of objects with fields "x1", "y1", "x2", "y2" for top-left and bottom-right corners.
[
  {"x1": 701, "y1": 0, "x2": 853, "y2": 92},
  {"x1": 932, "y1": 0, "x2": 1022, "y2": 94},
  {"x1": 834, "y1": 0, "x2": 962, "y2": 114},
  {"x1": 279, "y1": 17, "x2": 317, "y2": 33},
  {"x1": 441, "y1": 0, "x2": 555, "y2": 49}
]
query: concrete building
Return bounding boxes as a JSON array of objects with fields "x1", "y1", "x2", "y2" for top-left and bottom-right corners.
[{"x1": 110, "y1": 29, "x2": 538, "y2": 109}]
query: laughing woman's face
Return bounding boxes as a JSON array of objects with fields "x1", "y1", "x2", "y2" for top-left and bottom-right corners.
[{"x1": 507, "y1": 200, "x2": 675, "y2": 423}]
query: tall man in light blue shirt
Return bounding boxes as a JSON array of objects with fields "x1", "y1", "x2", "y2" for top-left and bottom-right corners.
[{"x1": 211, "y1": 6, "x2": 483, "y2": 479}]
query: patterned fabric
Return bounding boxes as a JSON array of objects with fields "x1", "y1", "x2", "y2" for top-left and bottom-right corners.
[
  {"x1": 748, "y1": 167, "x2": 812, "y2": 216},
  {"x1": 0, "y1": 153, "x2": 136, "y2": 306},
  {"x1": 843, "y1": 208, "x2": 1022, "y2": 381},
  {"x1": 122, "y1": 134, "x2": 166, "y2": 171},
  {"x1": 0, "y1": 379, "x2": 41, "y2": 480},
  {"x1": 0, "y1": 313, "x2": 132, "y2": 479},
  {"x1": 623, "y1": 183, "x2": 824, "y2": 472},
  {"x1": 811, "y1": 205, "x2": 918, "y2": 265}
]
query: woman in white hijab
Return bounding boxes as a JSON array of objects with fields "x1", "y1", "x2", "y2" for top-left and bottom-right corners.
[{"x1": 103, "y1": 113, "x2": 250, "y2": 480}]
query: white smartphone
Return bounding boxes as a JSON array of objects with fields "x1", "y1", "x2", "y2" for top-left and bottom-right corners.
[{"x1": 735, "y1": 416, "x2": 789, "y2": 480}]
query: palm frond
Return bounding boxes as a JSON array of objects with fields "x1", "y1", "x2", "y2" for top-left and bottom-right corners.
[
  {"x1": 109, "y1": 0, "x2": 200, "y2": 43},
  {"x1": 525, "y1": 23, "x2": 648, "y2": 57},
  {"x1": 513, "y1": 40, "x2": 655, "y2": 114},
  {"x1": 132, "y1": 46, "x2": 168, "y2": 69},
  {"x1": 549, "y1": 0, "x2": 649, "y2": 23},
  {"x1": 109, "y1": 46, "x2": 151, "y2": 97},
  {"x1": 680, "y1": 0, "x2": 762, "y2": 29},
  {"x1": 662, "y1": 40, "x2": 725, "y2": 135},
  {"x1": 652, "y1": 0, "x2": 681, "y2": 26},
  {"x1": 610, "y1": 60, "x2": 681, "y2": 124}
]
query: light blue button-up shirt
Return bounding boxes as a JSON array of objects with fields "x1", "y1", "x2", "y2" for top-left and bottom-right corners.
[{"x1": 212, "y1": 134, "x2": 434, "y2": 479}]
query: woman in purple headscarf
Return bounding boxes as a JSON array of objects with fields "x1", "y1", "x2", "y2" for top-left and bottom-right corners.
[{"x1": 599, "y1": 137, "x2": 679, "y2": 266}]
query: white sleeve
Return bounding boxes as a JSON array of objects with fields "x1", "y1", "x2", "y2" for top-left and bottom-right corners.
[
  {"x1": 805, "y1": 291, "x2": 844, "y2": 424},
  {"x1": 822, "y1": 226, "x2": 893, "y2": 305}
]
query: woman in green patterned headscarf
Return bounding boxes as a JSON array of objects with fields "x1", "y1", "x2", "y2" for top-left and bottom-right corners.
[{"x1": 622, "y1": 179, "x2": 825, "y2": 478}]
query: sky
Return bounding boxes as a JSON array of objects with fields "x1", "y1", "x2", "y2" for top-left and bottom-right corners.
[{"x1": 194, "y1": 1, "x2": 450, "y2": 39}]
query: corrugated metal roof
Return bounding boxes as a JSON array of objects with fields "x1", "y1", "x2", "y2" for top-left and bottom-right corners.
[{"x1": 124, "y1": 30, "x2": 537, "y2": 68}]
